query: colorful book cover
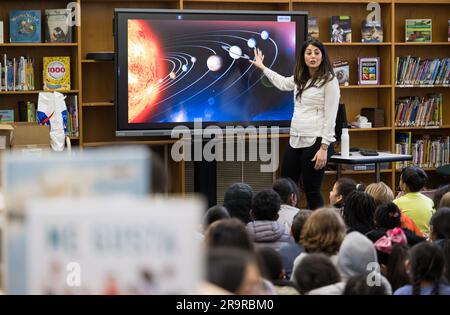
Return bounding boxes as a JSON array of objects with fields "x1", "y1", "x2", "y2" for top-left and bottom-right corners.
[
  {"x1": 333, "y1": 60, "x2": 350, "y2": 86},
  {"x1": 0, "y1": 109, "x2": 14, "y2": 123},
  {"x1": 43, "y1": 56, "x2": 70, "y2": 91},
  {"x1": 358, "y1": 57, "x2": 380, "y2": 85},
  {"x1": 361, "y1": 20, "x2": 383, "y2": 43},
  {"x1": 9, "y1": 10, "x2": 41, "y2": 43},
  {"x1": 308, "y1": 16, "x2": 319, "y2": 40},
  {"x1": 405, "y1": 19, "x2": 432, "y2": 42},
  {"x1": 330, "y1": 16, "x2": 352, "y2": 43},
  {"x1": 45, "y1": 9, "x2": 72, "y2": 43}
]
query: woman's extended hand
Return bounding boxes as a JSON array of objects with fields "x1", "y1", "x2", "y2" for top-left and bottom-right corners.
[
  {"x1": 311, "y1": 148, "x2": 328, "y2": 170},
  {"x1": 249, "y1": 48, "x2": 265, "y2": 70}
]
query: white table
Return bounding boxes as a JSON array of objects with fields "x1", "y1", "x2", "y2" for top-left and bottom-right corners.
[{"x1": 329, "y1": 151, "x2": 413, "y2": 182}]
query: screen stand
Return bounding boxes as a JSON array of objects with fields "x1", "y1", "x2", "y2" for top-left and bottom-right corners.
[{"x1": 193, "y1": 140, "x2": 217, "y2": 209}]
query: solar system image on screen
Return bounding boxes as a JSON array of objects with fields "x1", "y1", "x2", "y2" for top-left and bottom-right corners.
[{"x1": 115, "y1": 11, "x2": 306, "y2": 134}]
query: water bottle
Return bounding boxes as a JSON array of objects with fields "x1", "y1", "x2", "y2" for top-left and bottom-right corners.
[{"x1": 341, "y1": 128, "x2": 349, "y2": 157}]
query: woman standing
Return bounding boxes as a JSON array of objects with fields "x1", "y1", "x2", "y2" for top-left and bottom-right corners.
[{"x1": 250, "y1": 38, "x2": 340, "y2": 209}]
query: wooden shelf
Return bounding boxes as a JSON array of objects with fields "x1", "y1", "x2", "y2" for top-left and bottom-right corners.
[
  {"x1": 293, "y1": 0, "x2": 392, "y2": 3},
  {"x1": 395, "y1": 168, "x2": 438, "y2": 172},
  {"x1": 82, "y1": 102, "x2": 114, "y2": 107},
  {"x1": 0, "y1": 43, "x2": 78, "y2": 47},
  {"x1": 395, "y1": 125, "x2": 450, "y2": 130},
  {"x1": 183, "y1": 0, "x2": 289, "y2": 2},
  {"x1": 82, "y1": 59, "x2": 114, "y2": 64},
  {"x1": 340, "y1": 85, "x2": 392, "y2": 89},
  {"x1": 396, "y1": 85, "x2": 450, "y2": 88},
  {"x1": 395, "y1": 42, "x2": 450, "y2": 46},
  {"x1": 349, "y1": 127, "x2": 392, "y2": 132},
  {"x1": 324, "y1": 42, "x2": 392, "y2": 46},
  {"x1": 0, "y1": 90, "x2": 79, "y2": 95}
]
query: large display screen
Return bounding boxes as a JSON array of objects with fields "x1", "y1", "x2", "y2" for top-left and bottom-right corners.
[{"x1": 115, "y1": 9, "x2": 307, "y2": 136}]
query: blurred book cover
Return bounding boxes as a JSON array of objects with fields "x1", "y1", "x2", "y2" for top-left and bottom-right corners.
[
  {"x1": 0, "y1": 109, "x2": 14, "y2": 123},
  {"x1": 9, "y1": 10, "x2": 41, "y2": 43},
  {"x1": 333, "y1": 60, "x2": 350, "y2": 86},
  {"x1": 361, "y1": 20, "x2": 383, "y2": 43},
  {"x1": 330, "y1": 16, "x2": 352, "y2": 43},
  {"x1": 45, "y1": 9, "x2": 72, "y2": 43},
  {"x1": 43, "y1": 56, "x2": 71, "y2": 91},
  {"x1": 307, "y1": 16, "x2": 319, "y2": 40},
  {"x1": 405, "y1": 19, "x2": 432, "y2": 42},
  {"x1": 358, "y1": 57, "x2": 380, "y2": 85}
]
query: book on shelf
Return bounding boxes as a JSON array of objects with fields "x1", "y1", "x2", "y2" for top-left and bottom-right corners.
[
  {"x1": 332, "y1": 60, "x2": 349, "y2": 86},
  {"x1": 66, "y1": 94, "x2": 79, "y2": 137},
  {"x1": 361, "y1": 20, "x2": 383, "y2": 43},
  {"x1": 405, "y1": 19, "x2": 432, "y2": 43},
  {"x1": 0, "y1": 21, "x2": 4, "y2": 43},
  {"x1": 395, "y1": 57, "x2": 450, "y2": 86},
  {"x1": 330, "y1": 16, "x2": 351, "y2": 43},
  {"x1": 9, "y1": 10, "x2": 41, "y2": 43},
  {"x1": 43, "y1": 56, "x2": 71, "y2": 91},
  {"x1": 395, "y1": 132, "x2": 412, "y2": 169},
  {"x1": 1, "y1": 54, "x2": 35, "y2": 91},
  {"x1": 308, "y1": 16, "x2": 319, "y2": 40},
  {"x1": 45, "y1": 9, "x2": 73, "y2": 43},
  {"x1": 396, "y1": 133, "x2": 450, "y2": 169},
  {"x1": 394, "y1": 94, "x2": 442, "y2": 128},
  {"x1": 358, "y1": 57, "x2": 380, "y2": 85},
  {"x1": 448, "y1": 20, "x2": 450, "y2": 42},
  {"x1": 18, "y1": 101, "x2": 37, "y2": 123},
  {"x1": 0, "y1": 109, "x2": 14, "y2": 123}
]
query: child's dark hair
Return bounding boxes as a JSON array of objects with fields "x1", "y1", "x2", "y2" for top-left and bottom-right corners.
[
  {"x1": 204, "y1": 205, "x2": 230, "y2": 228},
  {"x1": 386, "y1": 244, "x2": 410, "y2": 292},
  {"x1": 256, "y1": 247, "x2": 284, "y2": 282},
  {"x1": 294, "y1": 38, "x2": 335, "y2": 99},
  {"x1": 207, "y1": 248, "x2": 258, "y2": 294},
  {"x1": 430, "y1": 207, "x2": 450, "y2": 282},
  {"x1": 251, "y1": 189, "x2": 282, "y2": 221},
  {"x1": 433, "y1": 185, "x2": 450, "y2": 210},
  {"x1": 272, "y1": 178, "x2": 299, "y2": 204},
  {"x1": 223, "y1": 183, "x2": 254, "y2": 224},
  {"x1": 409, "y1": 242, "x2": 445, "y2": 295},
  {"x1": 343, "y1": 191, "x2": 376, "y2": 234},
  {"x1": 205, "y1": 218, "x2": 254, "y2": 252},
  {"x1": 293, "y1": 253, "x2": 340, "y2": 294},
  {"x1": 401, "y1": 166, "x2": 428, "y2": 193},
  {"x1": 374, "y1": 202, "x2": 401, "y2": 229},
  {"x1": 343, "y1": 274, "x2": 387, "y2": 295},
  {"x1": 333, "y1": 177, "x2": 357, "y2": 207},
  {"x1": 291, "y1": 210, "x2": 313, "y2": 243}
]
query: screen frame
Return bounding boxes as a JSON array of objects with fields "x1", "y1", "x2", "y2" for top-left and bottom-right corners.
[{"x1": 114, "y1": 9, "x2": 308, "y2": 137}]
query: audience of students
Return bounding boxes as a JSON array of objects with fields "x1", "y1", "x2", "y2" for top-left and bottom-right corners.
[
  {"x1": 204, "y1": 164, "x2": 449, "y2": 295},
  {"x1": 394, "y1": 242, "x2": 450, "y2": 295}
]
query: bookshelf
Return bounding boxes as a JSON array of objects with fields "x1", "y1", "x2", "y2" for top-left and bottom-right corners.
[
  {"x1": 0, "y1": 0, "x2": 81, "y2": 143},
  {"x1": 4, "y1": 0, "x2": 444, "y2": 196}
]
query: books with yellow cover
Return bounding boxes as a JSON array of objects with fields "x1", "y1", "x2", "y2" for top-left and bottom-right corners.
[{"x1": 43, "y1": 56, "x2": 70, "y2": 91}]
